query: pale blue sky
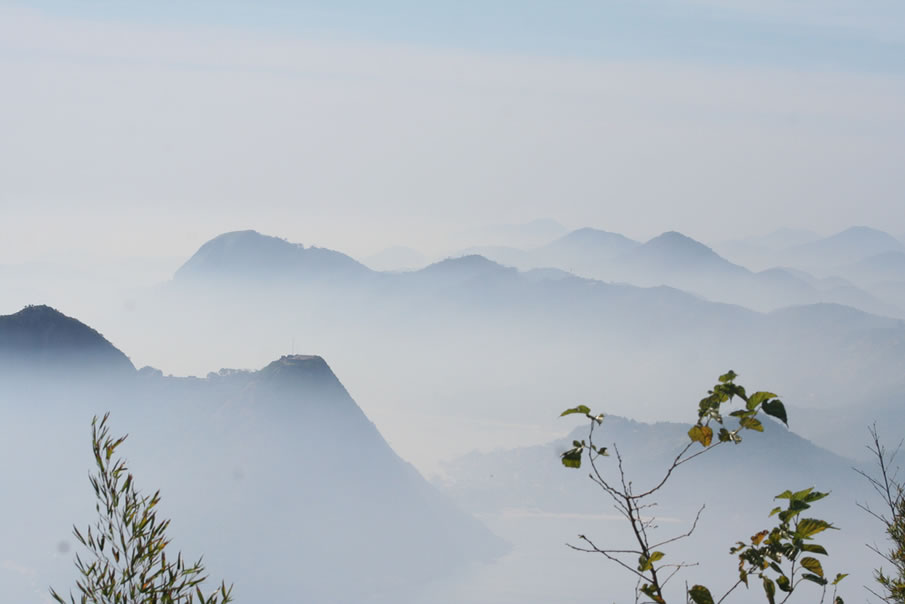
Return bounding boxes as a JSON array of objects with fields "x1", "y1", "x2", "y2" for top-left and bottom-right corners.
[
  {"x1": 14, "y1": 0, "x2": 905, "y2": 72},
  {"x1": 1, "y1": 1, "x2": 904, "y2": 263}
]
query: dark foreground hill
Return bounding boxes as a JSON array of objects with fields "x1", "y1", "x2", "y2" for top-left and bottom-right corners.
[
  {"x1": 0, "y1": 306, "x2": 504, "y2": 604},
  {"x1": 0, "y1": 305, "x2": 134, "y2": 376}
]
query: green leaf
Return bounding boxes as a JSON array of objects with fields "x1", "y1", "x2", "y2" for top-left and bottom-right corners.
[
  {"x1": 561, "y1": 405, "x2": 591, "y2": 417},
  {"x1": 639, "y1": 551, "x2": 666, "y2": 571},
  {"x1": 790, "y1": 487, "x2": 816, "y2": 500},
  {"x1": 688, "y1": 424, "x2": 713, "y2": 447},
  {"x1": 832, "y1": 573, "x2": 848, "y2": 585},
  {"x1": 800, "y1": 556, "x2": 824, "y2": 578},
  {"x1": 688, "y1": 585, "x2": 714, "y2": 604},
  {"x1": 800, "y1": 543, "x2": 828, "y2": 555},
  {"x1": 747, "y1": 391, "x2": 777, "y2": 410},
  {"x1": 718, "y1": 383, "x2": 746, "y2": 401},
  {"x1": 560, "y1": 449, "x2": 582, "y2": 469},
  {"x1": 719, "y1": 370, "x2": 738, "y2": 383},
  {"x1": 739, "y1": 416, "x2": 764, "y2": 432},
  {"x1": 718, "y1": 428, "x2": 731, "y2": 442},
  {"x1": 802, "y1": 490, "x2": 829, "y2": 504},
  {"x1": 763, "y1": 576, "x2": 776, "y2": 604},
  {"x1": 802, "y1": 573, "x2": 828, "y2": 586},
  {"x1": 795, "y1": 518, "x2": 833, "y2": 539},
  {"x1": 761, "y1": 399, "x2": 788, "y2": 426},
  {"x1": 640, "y1": 583, "x2": 666, "y2": 604},
  {"x1": 776, "y1": 575, "x2": 791, "y2": 592}
]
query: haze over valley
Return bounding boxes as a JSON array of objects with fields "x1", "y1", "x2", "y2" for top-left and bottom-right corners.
[{"x1": 3, "y1": 2, "x2": 905, "y2": 603}]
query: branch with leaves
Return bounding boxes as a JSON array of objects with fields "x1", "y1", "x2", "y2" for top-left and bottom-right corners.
[
  {"x1": 51, "y1": 413, "x2": 234, "y2": 604},
  {"x1": 856, "y1": 425, "x2": 905, "y2": 603},
  {"x1": 560, "y1": 371, "x2": 845, "y2": 604}
]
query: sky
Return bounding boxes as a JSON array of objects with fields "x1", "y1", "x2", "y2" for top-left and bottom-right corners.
[{"x1": 1, "y1": 0, "x2": 904, "y2": 265}]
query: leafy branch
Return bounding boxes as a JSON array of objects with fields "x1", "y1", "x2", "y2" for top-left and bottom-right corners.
[
  {"x1": 51, "y1": 413, "x2": 234, "y2": 604},
  {"x1": 560, "y1": 371, "x2": 844, "y2": 604}
]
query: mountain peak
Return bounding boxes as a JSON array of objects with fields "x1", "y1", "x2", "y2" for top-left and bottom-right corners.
[
  {"x1": 644, "y1": 231, "x2": 717, "y2": 256},
  {"x1": 615, "y1": 231, "x2": 746, "y2": 280},
  {"x1": 174, "y1": 230, "x2": 370, "y2": 281},
  {"x1": 256, "y1": 354, "x2": 351, "y2": 403},
  {"x1": 0, "y1": 305, "x2": 134, "y2": 375},
  {"x1": 829, "y1": 226, "x2": 903, "y2": 248},
  {"x1": 549, "y1": 227, "x2": 638, "y2": 247},
  {"x1": 782, "y1": 225, "x2": 904, "y2": 270},
  {"x1": 540, "y1": 228, "x2": 640, "y2": 266},
  {"x1": 420, "y1": 254, "x2": 513, "y2": 276},
  {"x1": 839, "y1": 225, "x2": 892, "y2": 236}
]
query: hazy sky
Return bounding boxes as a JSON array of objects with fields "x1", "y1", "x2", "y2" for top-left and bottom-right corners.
[{"x1": 2, "y1": 1, "x2": 904, "y2": 264}]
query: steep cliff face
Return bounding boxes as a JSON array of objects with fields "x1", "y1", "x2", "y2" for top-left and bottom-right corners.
[{"x1": 175, "y1": 354, "x2": 507, "y2": 601}]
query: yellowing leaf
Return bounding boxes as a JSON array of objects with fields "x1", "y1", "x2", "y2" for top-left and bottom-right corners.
[{"x1": 688, "y1": 425, "x2": 713, "y2": 447}]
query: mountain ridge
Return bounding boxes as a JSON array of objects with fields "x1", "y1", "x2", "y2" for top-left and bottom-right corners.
[
  {"x1": 0, "y1": 305, "x2": 134, "y2": 375},
  {"x1": 174, "y1": 230, "x2": 371, "y2": 282}
]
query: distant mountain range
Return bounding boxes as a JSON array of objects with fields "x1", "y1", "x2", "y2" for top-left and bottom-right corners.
[
  {"x1": 185, "y1": 227, "x2": 905, "y2": 317},
  {"x1": 148, "y1": 229, "x2": 905, "y2": 467},
  {"x1": 0, "y1": 305, "x2": 503, "y2": 603},
  {"x1": 440, "y1": 414, "x2": 855, "y2": 516},
  {"x1": 452, "y1": 227, "x2": 903, "y2": 316},
  {"x1": 781, "y1": 226, "x2": 905, "y2": 272},
  {"x1": 437, "y1": 412, "x2": 878, "y2": 593}
]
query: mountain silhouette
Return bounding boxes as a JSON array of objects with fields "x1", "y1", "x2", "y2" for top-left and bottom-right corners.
[
  {"x1": 781, "y1": 226, "x2": 905, "y2": 272},
  {"x1": 0, "y1": 305, "x2": 134, "y2": 376},
  {"x1": 542, "y1": 227, "x2": 639, "y2": 259},
  {"x1": 617, "y1": 231, "x2": 745, "y2": 279},
  {"x1": 174, "y1": 230, "x2": 371, "y2": 282}
]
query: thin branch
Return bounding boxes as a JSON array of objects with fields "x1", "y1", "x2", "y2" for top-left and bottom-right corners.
[
  {"x1": 651, "y1": 505, "x2": 705, "y2": 550},
  {"x1": 715, "y1": 578, "x2": 745, "y2": 604},
  {"x1": 567, "y1": 541, "x2": 650, "y2": 583}
]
